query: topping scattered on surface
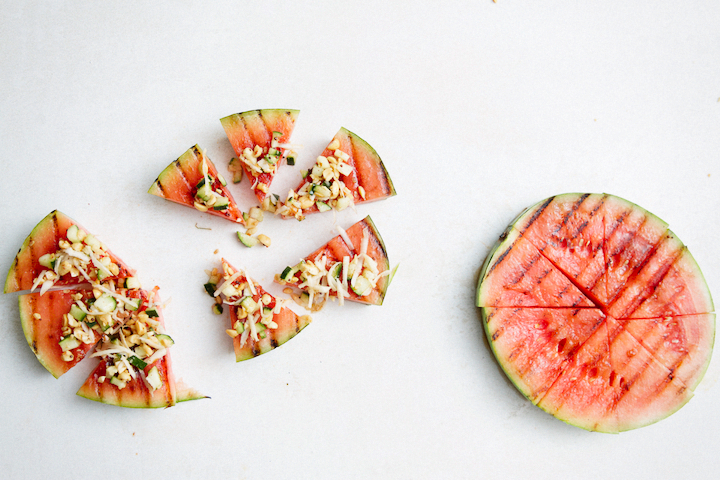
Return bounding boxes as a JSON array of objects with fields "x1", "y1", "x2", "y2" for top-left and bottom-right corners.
[{"x1": 275, "y1": 147, "x2": 356, "y2": 221}]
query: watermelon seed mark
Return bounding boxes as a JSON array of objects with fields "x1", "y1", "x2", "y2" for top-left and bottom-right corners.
[
  {"x1": 557, "y1": 337, "x2": 567, "y2": 353},
  {"x1": 609, "y1": 370, "x2": 616, "y2": 386}
]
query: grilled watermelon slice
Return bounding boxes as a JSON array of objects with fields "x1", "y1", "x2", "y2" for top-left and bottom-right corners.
[
  {"x1": 4, "y1": 210, "x2": 135, "y2": 294},
  {"x1": 276, "y1": 216, "x2": 392, "y2": 308},
  {"x1": 477, "y1": 193, "x2": 715, "y2": 432},
  {"x1": 277, "y1": 128, "x2": 395, "y2": 220},
  {"x1": 19, "y1": 289, "x2": 98, "y2": 378},
  {"x1": 209, "y1": 258, "x2": 311, "y2": 362},
  {"x1": 148, "y1": 145, "x2": 244, "y2": 224},
  {"x1": 220, "y1": 109, "x2": 299, "y2": 203},
  {"x1": 76, "y1": 290, "x2": 206, "y2": 408}
]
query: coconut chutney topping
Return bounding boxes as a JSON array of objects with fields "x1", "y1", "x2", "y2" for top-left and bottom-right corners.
[
  {"x1": 30, "y1": 224, "x2": 172, "y2": 391},
  {"x1": 237, "y1": 131, "x2": 296, "y2": 197},
  {"x1": 275, "y1": 145, "x2": 356, "y2": 221},
  {"x1": 277, "y1": 228, "x2": 388, "y2": 310},
  {"x1": 205, "y1": 262, "x2": 287, "y2": 348},
  {"x1": 31, "y1": 224, "x2": 121, "y2": 295},
  {"x1": 193, "y1": 157, "x2": 231, "y2": 213}
]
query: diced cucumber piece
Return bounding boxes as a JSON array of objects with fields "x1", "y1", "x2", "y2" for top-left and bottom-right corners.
[
  {"x1": 156, "y1": 334, "x2": 174, "y2": 348},
  {"x1": 330, "y1": 262, "x2": 342, "y2": 279},
  {"x1": 316, "y1": 201, "x2": 331, "y2": 212},
  {"x1": 280, "y1": 266, "x2": 298, "y2": 282},
  {"x1": 59, "y1": 335, "x2": 81, "y2": 352},
  {"x1": 196, "y1": 177, "x2": 207, "y2": 189},
  {"x1": 234, "y1": 321, "x2": 245, "y2": 334},
  {"x1": 213, "y1": 196, "x2": 229, "y2": 211},
  {"x1": 126, "y1": 298, "x2": 141, "y2": 311},
  {"x1": 237, "y1": 232, "x2": 259, "y2": 247},
  {"x1": 70, "y1": 304, "x2": 86, "y2": 322},
  {"x1": 38, "y1": 253, "x2": 56, "y2": 269},
  {"x1": 96, "y1": 268, "x2": 111, "y2": 282},
  {"x1": 286, "y1": 155, "x2": 295, "y2": 166},
  {"x1": 240, "y1": 296, "x2": 258, "y2": 314},
  {"x1": 110, "y1": 376, "x2": 127, "y2": 389},
  {"x1": 196, "y1": 183, "x2": 213, "y2": 201},
  {"x1": 83, "y1": 234, "x2": 101, "y2": 248},
  {"x1": 351, "y1": 276, "x2": 372, "y2": 297},
  {"x1": 66, "y1": 225, "x2": 81, "y2": 243},
  {"x1": 336, "y1": 196, "x2": 351, "y2": 211},
  {"x1": 272, "y1": 130, "x2": 283, "y2": 138},
  {"x1": 204, "y1": 283, "x2": 217, "y2": 296},
  {"x1": 129, "y1": 356, "x2": 148, "y2": 369},
  {"x1": 94, "y1": 294, "x2": 117, "y2": 313},
  {"x1": 300, "y1": 292, "x2": 310, "y2": 307},
  {"x1": 218, "y1": 173, "x2": 227, "y2": 186},
  {"x1": 212, "y1": 304, "x2": 223, "y2": 315},
  {"x1": 145, "y1": 307, "x2": 159, "y2": 318},
  {"x1": 146, "y1": 366, "x2": 162, "y2": 390},
  {"x1": 255, "y1": 322, "x2": 267, "y2": 333},
  {"x1": 123, "y1": 277, "x2": 141, "y2": 289}
]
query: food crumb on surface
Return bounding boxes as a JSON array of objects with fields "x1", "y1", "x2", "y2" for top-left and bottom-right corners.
[{"x1": 214, "y1": 249, "x2": 219, "y2": 254}]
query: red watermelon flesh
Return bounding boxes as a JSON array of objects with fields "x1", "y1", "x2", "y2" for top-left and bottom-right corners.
[
  {"x1": 220, "y1": 109, "x2": 299, "y2": 202},
  {"x1": 4, "y1": 210, "x2": 135, "y2": 294},
  {"x1": 476, "y1": 227, "x2": 595, "y2": 308},
  {"x1": 605, "y1": 317, "x2": 693, "y2": 431},
  {"x1": 276, "y1": 128, "x2": 395, "y2": 220},
  {"x1": 483, "y1": 307, "x2": 606, "y2": 405},
  {"x1": 510, "y1": 193, "x2": 608, "y2": 305},
  {"x1": 477, "y1": 193, "x2": 714, "y2": 432},
  {"x1": 19, "y1": 289, "x2": 96, "y2": 378},
  {"x1": 536, "y1": 322, "x2": 620, "y2": 433},
  {"x1": 148, "y1": 145, "x2": 244, "y2": 224}
]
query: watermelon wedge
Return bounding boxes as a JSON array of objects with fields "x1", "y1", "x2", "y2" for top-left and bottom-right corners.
[
  {"x1": 77, "y1": 290, "x2": 206, "y2": 407},
  {"x1": 276, "y1": 215, "x2": 392, "y2": 309},
  {"x1": 206, "y1": 259, "x2": 311, "y2": 362},
  {"x1": 148, "y1": 145, "x2": 244, "y2": 224},
  {"x1": 4, "y1": 210, "x2": 135, "y2": 294},
  {"x1": 276, "y1": 128, "x2": 396, "y2": 220},
  {"x1": 220, "y1": 109, "x2": 299, "y2": 202},
  {"x1": 477, "y1": 193, "x2": 715, "y2": 432},
  {"x1": 19, "y1": 289, "x2": 98, "y2": 378}
]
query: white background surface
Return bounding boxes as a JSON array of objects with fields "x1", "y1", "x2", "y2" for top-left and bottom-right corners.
[{"x1": 1, "y1": 1, "x2": 719, "y2": 479}]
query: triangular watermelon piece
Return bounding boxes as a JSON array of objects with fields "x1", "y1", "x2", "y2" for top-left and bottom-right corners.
[
  {"x1": 276, "y1": 128, "x2": 396, "y2": 220},
  {"x1": 148, "y1": 145, "x2": 244, "y2": 224},
  {"x1": 4, "y1": 210, "x2": 136, "y2": 294},
  {"x1": 76, "y1": 289, "x2": 206, "y2": 407},
  {"x1": 220, "y1": 109, "x2": 299, "y2": 203},
  {"x1": 19, "y1": 288, "x2": 98, "y2": 378},
  {"x1": 208, "y1": 259, "x2": 311, "y2": 362},
  {"x1": 476, "y1": 226, "x2": 596, "y2": 309},
  {"x1": 275, "y1": 215, "x2": 392, "y2": 308}
]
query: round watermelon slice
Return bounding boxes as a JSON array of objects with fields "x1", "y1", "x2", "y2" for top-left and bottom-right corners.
[{"x1": 477, "y1": 193, "x2": 715, "y2": 433}]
